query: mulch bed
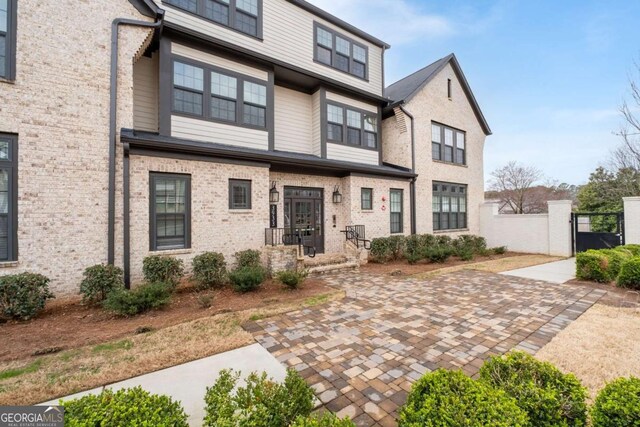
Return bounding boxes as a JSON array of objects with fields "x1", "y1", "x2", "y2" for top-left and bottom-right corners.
[
  {"x1": 360, "y1": 252, "x2": 519, "y2": 276},
  {"x1": 0, "y1": 278, "x2": 332, "y2": 363}
]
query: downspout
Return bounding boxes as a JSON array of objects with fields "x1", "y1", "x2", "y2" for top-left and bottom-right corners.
[
  {"x1": 108, "y1": 14, "x2": 164, "y2": 281},
  {"x1": 399, "y1": 104, "x2": 417, "y2": 235}
]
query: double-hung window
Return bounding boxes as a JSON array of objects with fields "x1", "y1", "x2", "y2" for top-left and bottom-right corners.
[
  {"x1": 325, "y1": 103, "x2": 378, "y2": 149},
  {"x1": 172, "y1": 59, "x2": 269, "y2": 129},
  {"x1": 0, "y1": 133, "x2": 16, "y2": 261},
  {"x1": 229, "y1": 179, "x2": 251, "y2": 209},
  {"x1": 431, "y1": 123, "x2": 466, "y2": 165},
  {"x1": 150, "y1": 173, "x2": 191, "y2": 251},
  {"x1": 433, "y1": 182, "x2": 467, "y2": 231},
  {"x1": 361, "y1": 188, "x2": 373, "y2": 210},
  {"x1": 314, "y1": 23, "x2": 368, "y2": 80},
  {"x1": 390, "y1": 189, "x2": 403, "y2": 234},
  {"x1": 165, "y1": 0, "x2": 262, "y2": 38},
  {"x1": 0, "y1": 0, "x2": 16, "y2": 80}
]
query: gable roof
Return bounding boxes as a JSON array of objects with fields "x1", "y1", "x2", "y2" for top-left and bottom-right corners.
[
  {"x1": 385, "y1": 53, "x2": 492, "y2": 135},
  {"x1": 128, "y1": 0, "x2": 162, "y2": 18}
]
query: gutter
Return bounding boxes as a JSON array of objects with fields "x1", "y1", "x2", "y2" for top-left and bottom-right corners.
[
  {"x1": 399, "y1": 104, "x2": 417, "y2": 235},
  {"x1": 108, "y1": 13, "x2": 164, "y2": 275}
]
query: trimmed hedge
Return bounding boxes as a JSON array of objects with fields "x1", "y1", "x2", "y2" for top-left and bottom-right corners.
[
  {"x1": 398, "y1": 369, "x2": 528, "y2": 427},
  {"x1": 103, "y1": 282, "x2": 173, "y2": 316},
  {"x1": 479, "y1": 351, "x2": 588, "y2": 427},
  {"x1": 275, "y1": 269, "x2": 308, "y2": 289},
  {"x1": 371, "y1": 234, "x2": 490, "y2": 265},
  {"x1": 590, "y1": 377, "x2": 640, "y2": 427},
  {"x1": 62, "y1": 386, "x2": 188, "y2": 427},
  {"x1": 291, "y1": 414, "x2": 356, "y2": 427},
  {"x1": 620, "y1": 244, "x2": 640, "y2": 256},
  {"x1": 617, "y1": 257, "x2": 640, "y2": 290},
  {"x1": 79, "y1": 264, "x2": 124, "y2": 305},
  {"x1": 599, "y1": 249, "x2": 632, "y2": 278},
  {"x1": 192, "y1": 252, "x2": 227, "y2": 290},
  {"x1": 143, "y1": 255, "x2": 184, "y2": 288},
  {"x1": 0, "y1": 273, "x2": 54, "y2": 320},
  {"x1": 576, "y1": 250, "x2": 612, "y2": 283},
  {"x1": 203, "y1": 368, "x2": 314, "y2": 427}
]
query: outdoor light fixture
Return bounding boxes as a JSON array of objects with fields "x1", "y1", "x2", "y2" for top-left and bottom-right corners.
[
  {"x1": 332, "y1": 186, "x2": 342, "y2": 204},
  {"x1": 269, "y1": 182, "x2": 279, "y2": 203}
]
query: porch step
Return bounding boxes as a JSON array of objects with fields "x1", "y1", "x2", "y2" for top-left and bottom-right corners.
[
  {"x1": 307, "y1": 261, "x2": 359, "y2": 275},
  {"x1": 304, "y1": 252, "x2": 359, "y2": 275}
]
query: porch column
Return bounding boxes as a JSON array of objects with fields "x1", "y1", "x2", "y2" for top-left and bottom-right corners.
[
  {"x1": 623, "y1": 196, "x2": 640, "y2": 244},
  {"x1": 547, "y1": 200, "x2": 573, "y2": 257}
]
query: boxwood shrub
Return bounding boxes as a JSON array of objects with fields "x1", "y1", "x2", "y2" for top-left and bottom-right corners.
[
  {"x1": 229, "y1": 266, "x2": 266, "y2": 293},
  {"x1": 79, "y1": 264, "x2": 124, "y2": 305},
  {"x1": 143, "y1": 255, "x2": 184, "y2": 288},
  {"x1": 103, "y1": 282, "x2": 173, "y2": 316},
  {"x1": 192, "y1": 251, "x2": 227, "y2": 290},
  {"x1": 62, "y1": 386, "x2": 188, "y2": 427},
  {"x1": 203, "y1": 368, "x2": 314, "y2": 427},
  {"x1": 0, "y1": 273, "x2": 54, "y2": 320},
  {"x1": 234, "y1": 249, "x2": 262, "y2": 269},
  {"x1": 479, "y1": 351, "x2": 587, "y2": 427},
  {"x1": 291, "y1": 414, "x2": 355, "y2": 427},
  {"x1": 576, "y1": 250, "x2": 612, "y2": 283},
  {"x1": 398, "y1": 369, "x2": 528, "y2": 427},
  {"x1": 599, "y1": 248, "x2": 632, "y2": 279},
  {"x1": 590, "y1": 376, "x2": 640, "y2": 427},
  {"x1": 620, "y1": 244, "x2": 640, "y2": 256},
  {"x1": 616, "y1": 257, "x2": 640, "y2": 290},
  {"x1": 275, "y1": 269, "x2": 308, "y2": 289},
  {"x1": 369, "y1": 236, "x2": 406, "y2": 263}
]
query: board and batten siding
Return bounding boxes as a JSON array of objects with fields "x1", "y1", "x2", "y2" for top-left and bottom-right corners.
[
  {"x1": 326, "y1": 143, "x2": 378, "y2": 166},
  {"x1": 133, "y1": 53, "x2": 159, "y2": 132},
  {"x1": 171, "y1": 42, "x2": 269, "y2": 81},
  {"x1": 171, "y1": 115, "x2": 269, "y2": 150},
  {"x1": 155, "y1": 0, "x2": 383, "y2": 96},
  {"x1": 311, "y1": 89, "x2": 321, "y2": 157},
  {"x1": 274, "y1": 86, "x2": 313, "y2": 154},
  {"x1": 325, "y1": 91, "x2": 377, "y2": 113}
]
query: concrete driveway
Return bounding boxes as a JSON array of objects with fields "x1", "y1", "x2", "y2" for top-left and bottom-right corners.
[{"x1": 247, "y1": 269, "x2": 604, "y2": 426}]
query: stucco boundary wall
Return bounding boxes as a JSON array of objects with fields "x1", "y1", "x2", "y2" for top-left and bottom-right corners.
[{"x1": 479, "y1": 200, "x2": 573, "y2": 257}]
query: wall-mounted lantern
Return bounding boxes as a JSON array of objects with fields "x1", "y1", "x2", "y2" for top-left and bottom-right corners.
[
  {"x1": 332, "y1": 186, "x2": 342, "y2": 204},
  {"x1": 269, "y1": 182, "x2": 280, "y2": 203}
]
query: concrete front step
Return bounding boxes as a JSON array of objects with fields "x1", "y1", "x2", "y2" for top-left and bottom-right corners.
[
  {"x1": 304, "y1": 252, "x2": 349, "y2": 267},
  {"x1": 307, "y1": 261, "x2": 359, "y2": 275}
]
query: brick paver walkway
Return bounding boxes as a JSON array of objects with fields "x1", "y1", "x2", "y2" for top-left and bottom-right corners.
[{"x1": 245, "y1": 270, "x2": 605, "y2": 426}]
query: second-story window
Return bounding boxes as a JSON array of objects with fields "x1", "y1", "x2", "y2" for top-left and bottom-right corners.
[
  {"x1": 172, "y1": 59, "x2": 269, "y2": 130},
  {"x1": 314, "y1": 23, "x2": 368, "y2": 80},
  {"x1": 164, "y1": 0, "x2": 262, "y2": 38},
  {"x1": 431, "y1": 122, "x2": 466, "y2": 165},
  {"x1": 325, "y1": 103, "x2": 378, "y2": 149}
]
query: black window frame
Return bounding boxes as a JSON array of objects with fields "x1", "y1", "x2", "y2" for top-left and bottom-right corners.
[
  {"x1": 0, "y1": 133, "x2": 17, "y2": 261},
  {"x1": 324, "y1": 101, "x2": 378, "y2": 151},
  {"x1": 313, "y1": 22, "x2": 369, "y2": 81},
  {"x1": 431, "y1": 122, "x2": 466, "y2": 165},
  {"x1": 361, "y1": 188, "x2": 373, "y2": 211},
  {"x1": 0, "y1": 0, "x2": 17, "y2": 81},
  {"x1": 149, "y1": 173, "x2": 192, "y2": 251},
  {"x1": 432, "y1": 181, "x2": 467, "y2": 231},
  {"x1": 163, "y1": 0, "x2": 263, "y2": 39},
  {"x1": 229, "y1": 179, "x2": 252, "y2": 209},
  {"x1": 390, "y1": 189, "x2": 403, "y2": 234},
  {"x1": 171, "y1": 56, "x2": 270, "y2": 131}
]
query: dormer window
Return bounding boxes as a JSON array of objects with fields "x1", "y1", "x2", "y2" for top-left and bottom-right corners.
[
  {"x1": 164, "y1": 0, "x2": 262, "y2": 38},
  {"x1": 314, "y1": 22, "x2": 368, "y2": 80}
]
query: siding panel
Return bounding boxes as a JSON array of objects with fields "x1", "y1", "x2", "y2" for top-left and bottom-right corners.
[
  {"x1": 133, "y1": 54, "x2": 159, "y2": 132},
  {"x1": 326, "y1": 91, "x2": 377, "y2": 113},
  {"x1": 326, "y1": 143, "x2": 378, "y2": 165},
  {"x1": 171, "y1": 115, "x2": 269, "y2": 150},
  {"x1": 155, "y1": 0, "x2": 383, "y2": 95},
  {"x1": 171, "y1": 43, "x2": 269, "y2": 81},
  {"x1": 311, "y1": 89, "x2": 321, "y2": 156},
  {"x1": 274, "y1": 86, "x2": 313, "y2": 154}
]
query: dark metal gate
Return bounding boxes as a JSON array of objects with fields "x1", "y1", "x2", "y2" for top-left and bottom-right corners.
[{"x1": 572, "y1": 212, "x2": 624, "y2": 254}]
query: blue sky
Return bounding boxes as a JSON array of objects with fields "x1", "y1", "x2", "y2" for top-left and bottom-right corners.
[{"x1": 308, "y1": 0, "x2": 640, "y2": 186}]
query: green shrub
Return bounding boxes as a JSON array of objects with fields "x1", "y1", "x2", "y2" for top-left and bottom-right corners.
[
  {"x1": 192, "y1": 252, "x2": 227, "y2": 290},
  {"x1": 576, "y1": 250, "x2": 612, "y2": 282},
  {"x1": 276, "y1": 269, "x2": 308, "y2": 289},
  {"x1": 203, "y1": 369, "x2": 314, "y2": 427},
  {"x1": 369, "y1": 236, "x2": 406, "y2": 263},
  {"x1": 492, "y1": 246, "x2": 508, "y2": 255},
  {"x1": 79, "y1": 264, "x2": 124, "y2": 305},
  {"x1": 103, "y1": 282, "x2": 172, "y2": 316},
  {"x1": 62, "y1": 386, "x2": 188, "y2": 427},
  {"x1": 234, "y1": 249, "x2": 262, "y2": 269},
  {"x1": 398, "y1": 369, "x2": 528, "y2": 427},
  {"x1": 458, "y1": 247, "x2": 474, "y2": 261},
  {"x1": 620, "y1": 244, "x2": 640, "y2": 256},
  {"x1": 405, "y1": 235, "x2": 424, "y2": 264},
  {"x1": 590, "y1": 377, "x2": 640, "y2": 427},
  {"x1": 291, "y1": 413, "x2": 355, "y2": 427},
  {"x1": 617, "y1": 257, "x2": 640, "y2": 290},
  {"x1": 479, "y1": 351, "x2": 587, "y2": 427},
  {"x1": 229, "y1": 266, "x2": 266, "y2": 293},
  {"x1": 453, "y1": 235, "x2": 487, "y2": 256},
  {"x1": 435, "y1": 235, "x2": 454, "y2": 247},
  {"x1": 600, "y1": 249, "x2": 632, "y2": 278},
  {"x1": 142, "y1": 255, "x2": 184, "y2": 288},
  {"x1": 0, "y1": 273, "x2": 54, "y2": 320},
  {"x1": 424, "y1": 246, "x2": 454, "y2": 263}
]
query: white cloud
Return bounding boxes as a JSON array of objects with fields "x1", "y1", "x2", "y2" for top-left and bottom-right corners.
[{"x1": 305, "y1": 0, "x2": 454, "y2": 45}]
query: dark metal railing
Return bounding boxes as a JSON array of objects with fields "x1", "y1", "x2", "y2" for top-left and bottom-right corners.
[
  {"x1": 265, "y1": 227, "x2": 316, "y2": 258},
  {"x1": 341, "y1": 225, "x2": 371, "y2": 250}
]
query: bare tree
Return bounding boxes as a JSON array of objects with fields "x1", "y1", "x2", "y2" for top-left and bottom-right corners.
[
  {"x1": 609, "y1": 60, "x2": 640, "y2": 171},
  {"x1": 489, "y1": 161, "x2": 543, "y2": 214}
]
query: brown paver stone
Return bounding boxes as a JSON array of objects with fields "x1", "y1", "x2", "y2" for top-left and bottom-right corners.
[{"x1": 248, "y1": 270, "x2": 604, "y2": 426}]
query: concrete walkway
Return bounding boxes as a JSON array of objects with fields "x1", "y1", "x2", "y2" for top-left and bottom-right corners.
[
  {"x1": 500, "y1": 257, "x2": 576, "y2": 284},
  {"x1": 40, "y1": 343, "x2": 286, "y2": 426}
]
